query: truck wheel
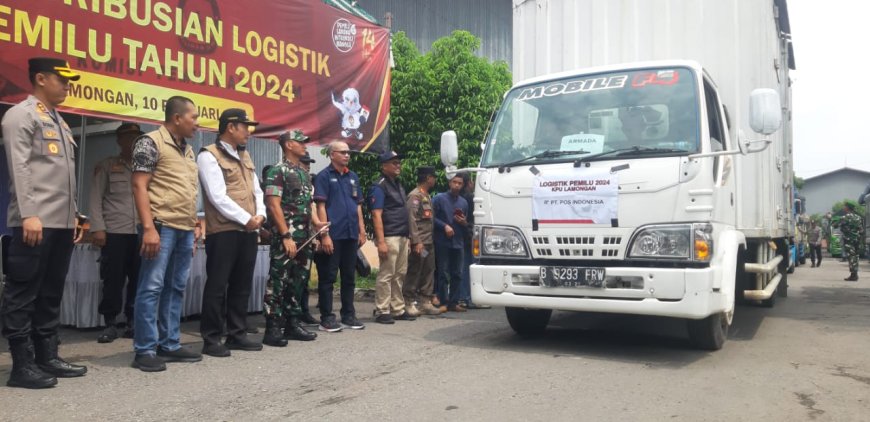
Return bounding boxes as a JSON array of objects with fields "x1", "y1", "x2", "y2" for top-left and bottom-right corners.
[
  {"x1": 778, "y1": 269, "x2": 789, "y2": 297},
  {"x1": 761, "y1": 287, "x2": 776, "y2": 307},
  {"x1": 777, "y1": 239, "x2": 790, "y2": 297},
  {"x1": 505, "y1": 307, "x2": 552, "y2": 338},
  {"x1": 687, "y1": 312, "x2": 729, "y2": 350}
]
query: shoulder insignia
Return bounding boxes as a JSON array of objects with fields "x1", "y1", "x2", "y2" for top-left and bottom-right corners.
[{"x1": 36, "y1": 102, "x2": 47, "y2": 113}]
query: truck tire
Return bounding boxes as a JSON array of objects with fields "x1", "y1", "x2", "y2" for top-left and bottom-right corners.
[
  {"x1": 761, "y1": 287, "x2": 776, "y2": 307},
  {"x1": 777, "y1": 239, "x2": 789, "y2": 298},
  {"x1": 505, "y1": 307, "x2": 552, "y2": 338},
  {"x1": 687, "y1": 312, "x2": 728, "y2": 350}
]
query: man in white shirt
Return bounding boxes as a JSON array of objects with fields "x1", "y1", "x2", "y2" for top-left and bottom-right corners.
[{"x1": 196, "y1": 109, "x2": 266, "y2": 357}]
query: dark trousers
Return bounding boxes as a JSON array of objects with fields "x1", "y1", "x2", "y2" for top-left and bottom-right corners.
[
  {"x1": 1, "y1": 227, "x2": 74, "y2": 341},
  {"x1": 98, "y1": 233, "x2": 140, "y2": 323},
  {"x1": 301, "y1": 283, "x2": 311, "y2": 314},
  {"x1": 434, "y1": 243, "x2": 463, "y2": 307},
  {"x1": 200, "y1": 231, "x2": 258, "y2": 345},
  {"x1": 810, "y1": 244, "x2": 822, "y2": 266},
  {"x1": 317, "y1": 239, "x2": 358, "y2": 321}
]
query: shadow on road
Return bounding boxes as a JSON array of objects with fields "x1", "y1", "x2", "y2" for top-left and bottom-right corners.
[{"x1": 422, "y1": 306, "x2": 775, "y2": 368}]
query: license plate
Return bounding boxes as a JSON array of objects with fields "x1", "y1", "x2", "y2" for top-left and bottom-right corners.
[{"x1": 540, "y1": 266, "x2": 605, "y2": 288}]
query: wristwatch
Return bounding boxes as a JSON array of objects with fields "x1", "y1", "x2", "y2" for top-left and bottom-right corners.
[{"x1": 282, "y1": 231, "x2": 293, "y2": 239}]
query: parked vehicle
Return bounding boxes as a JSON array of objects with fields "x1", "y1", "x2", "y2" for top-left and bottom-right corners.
[{"x1": 441, "y1": 0, "x2": 795, "y2": 350}]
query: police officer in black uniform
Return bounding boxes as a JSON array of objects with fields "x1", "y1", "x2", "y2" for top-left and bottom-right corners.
[{"x1": 1, "y1": 58, "x2": 88, "y2": 389}]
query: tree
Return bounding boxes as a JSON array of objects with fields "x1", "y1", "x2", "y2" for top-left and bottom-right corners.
[
  {"x1": 832, "y1": 199, "x2": 866, "y2": 219},
  {"x1": 350, "y1": 30, "x2": 512, "y2": 235},
  {"x1": 793, "y1": 176, "x2": 805, "y2": 190}
]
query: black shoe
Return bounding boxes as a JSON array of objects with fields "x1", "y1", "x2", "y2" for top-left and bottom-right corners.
[
  {"x1": 263, "y1": 317, "x2": 289, "y2": 347},
  {"x1": 202, "y1": 343, "x2": 231, "y2": 358},
  {"x1": 34, "y1": 336, "x2": 87, "y2": 378},
  {"x1": 300, "y1": 312, "x2": 319, "y2": 326},
  {"x1": 131, "y1": 354, "x2": 166, "y2": 372},
  {"x1": 245, "y1": 325, "x2": 260, "y2": 334},
  {"x1": 393, "y1": 311, "x2": 416, "y2": 321},
  {"x1": 341, "y1": 316, "x2": 366, "y2": 329},
  {"x1": 226, "y1": 336, "x2": 263, "y2": 351},
  {"x1": 7, "y1": 339, "x2": 57, "y2": 389},
  {"x1": 374, "y1": 314, "x2": 395, "y2": 324},
  {"x1": 157, "y1": 346, "x2": 203, "y2": 363},
  {"x1": 319, "y1": 317, "x2": 344, "y2": 333},
  {"x1": 97, "y1": 326, "x2": 119, "y2": 343},
  {"x1": 284, "y1": 317, "x2": 317, "y2": 341},
  {"x1": 845, "y1": 272, "x2": 859, "y2": 281}
]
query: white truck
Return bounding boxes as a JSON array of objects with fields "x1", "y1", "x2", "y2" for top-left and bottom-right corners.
[{"x1": 440, "y1": 0, "x2": 796, "y2": 349}]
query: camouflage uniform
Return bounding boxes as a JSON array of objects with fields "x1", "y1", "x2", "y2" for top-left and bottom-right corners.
[
  {"x1": 263, "y1": 160, "x2": 313, "y2": 318},
  {"x1": 840, "y1": 210, "x2": 863, "y2": 274}
]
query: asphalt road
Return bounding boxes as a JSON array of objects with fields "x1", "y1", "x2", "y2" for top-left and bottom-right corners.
[{"x1": 1, "y1": 257, "x2": 869, "y2": 421}]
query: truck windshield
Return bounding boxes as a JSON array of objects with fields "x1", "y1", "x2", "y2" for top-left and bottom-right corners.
[{"x1": 481, "y1": 67, "x2": 700, "y2": 167}]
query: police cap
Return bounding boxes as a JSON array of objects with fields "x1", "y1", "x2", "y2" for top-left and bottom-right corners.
[{"x1": 29, "y1": 57, "x2": 81, "y2": 81}]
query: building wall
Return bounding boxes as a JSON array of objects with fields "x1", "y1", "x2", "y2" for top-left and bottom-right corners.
[
  {"x1": 360, "y1": 0, "x2": 512, "y2": 64},
  {"x1": 802, "y1": 169, "x2": 870, "y2": 215}
]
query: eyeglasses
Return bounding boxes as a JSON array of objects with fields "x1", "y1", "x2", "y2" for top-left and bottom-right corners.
[{"x1": 333, "y1": 150, "x2": 351, "y2": 155}]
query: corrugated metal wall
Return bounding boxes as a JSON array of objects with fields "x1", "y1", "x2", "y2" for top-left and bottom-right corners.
[{"x1": 359, "y1": 0, "x2": 513, "y2": 65}]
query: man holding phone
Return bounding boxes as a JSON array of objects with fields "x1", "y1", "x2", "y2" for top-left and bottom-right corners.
[{"x1": 432, "y1": 173, "x2": 469, "y2": 312}]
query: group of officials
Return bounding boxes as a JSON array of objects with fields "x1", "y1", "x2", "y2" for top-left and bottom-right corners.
[{"x1": 1, "y1": 58, "x2": 485, "y2": 389}]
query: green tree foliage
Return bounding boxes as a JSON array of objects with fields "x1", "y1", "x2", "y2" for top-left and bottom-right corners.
[
  {"x1": 793, "y1": 176, "x2": 805, "y2": 190},
  {"x1": 350, "y1": 30, "x2": 512, "y2": 236},
  {"x1": 832, "y1": 199, "x2": 866, "y2": 219}
]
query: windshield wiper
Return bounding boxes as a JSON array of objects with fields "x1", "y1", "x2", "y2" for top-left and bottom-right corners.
[
  {"x1": 573, "y1": 146, "x2": 688, "y2": 167},
  {"x1": 497, "y1": 149, "x2": 589, "y2": 172}
]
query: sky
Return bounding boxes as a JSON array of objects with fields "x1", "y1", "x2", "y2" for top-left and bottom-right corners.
[{"x1": 790, "y1": 1, "x2": 870, "y2": 178}]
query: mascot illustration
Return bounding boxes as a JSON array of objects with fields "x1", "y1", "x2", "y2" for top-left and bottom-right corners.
[{"x1": 332, "y1": 87, "x2": 370, "y2": 140}]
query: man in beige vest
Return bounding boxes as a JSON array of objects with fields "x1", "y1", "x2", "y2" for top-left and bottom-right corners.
[
  {"x1": 197, "y1": 109, "x2": 265, "y2": 357},
  {"x1": 130, "y1": 96, "x2": 202, "y2": 372}
]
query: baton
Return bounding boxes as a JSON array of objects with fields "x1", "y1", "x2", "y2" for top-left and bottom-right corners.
[{"x1": 296, "y1": 222, "x2": 331, "y2": 252}]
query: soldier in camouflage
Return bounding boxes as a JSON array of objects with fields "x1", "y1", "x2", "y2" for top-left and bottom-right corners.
[
  {"x1": 262, "y1": 129, "x2": 318, "y2": 346},
  {"x1": 839, "y1": 201, "x2": 863, "y2": 281}
]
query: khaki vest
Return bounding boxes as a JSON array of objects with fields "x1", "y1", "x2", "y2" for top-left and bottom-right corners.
[
  {"x1": 143, "y1": 126, "x2": 198, "y2": 230},
  {"x1": 201, "y1": 143, "x2": 257, "y2": 235}
]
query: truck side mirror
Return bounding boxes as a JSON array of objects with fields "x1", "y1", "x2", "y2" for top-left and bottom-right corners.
[
  {"x1": 748, "y1": 89, "x2": 782, "y2": 135},
  {"x1": 441, "y1": 130, "x2": 458, "y2": 168}
]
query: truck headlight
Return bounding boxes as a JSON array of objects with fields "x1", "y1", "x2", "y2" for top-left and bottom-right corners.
[
  {"x1": 628, "y1": 223, "x2": 713, "y2": 261},
  {"x1": 480, "y1": 226, "x2": 529, "y2": 258}
]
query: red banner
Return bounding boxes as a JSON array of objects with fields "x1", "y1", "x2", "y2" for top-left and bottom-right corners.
[{"x1": 0, "y1": 0, "x2": 391, "y2": 151}]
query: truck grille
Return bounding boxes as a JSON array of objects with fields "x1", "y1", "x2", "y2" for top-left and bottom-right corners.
[{"x1": 531, "y1": 234, "x2": 626, "y2": 259}]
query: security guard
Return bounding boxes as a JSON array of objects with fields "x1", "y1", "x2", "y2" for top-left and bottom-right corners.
[
  {"x1": 1, "y1": 57, "x2": 88, "y2": 389},
  {"x1": 369, "y1": 151, "x2": 414, "y2": 323},
  {"x1": 262, "y1": 129, "x2": 318, "y2": 346},
  {"x1": 840, "y1": 201, "x2": 863, "y2": 281},
  {"x1": 404, "y1": 166, "x2": 443, "y2": 315},
  {"x1": 90, "y1": 123, "x2": 142, "y2": 344}
]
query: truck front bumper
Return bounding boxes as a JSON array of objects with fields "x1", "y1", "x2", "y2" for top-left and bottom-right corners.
[{"x1": 470, "y1": 263, "x2": 723, "y2": 320}]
